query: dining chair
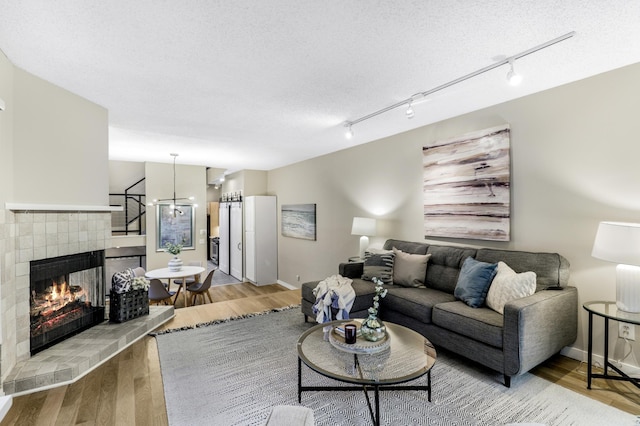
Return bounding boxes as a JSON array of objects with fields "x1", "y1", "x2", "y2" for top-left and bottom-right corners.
[
  {"x1": 186, "y1": 269, "x2": 215, "y2": 305},
  {"x1": 132, "y1": 266, "x2": 146, "y2": 277},
  {"x1": 173, "y1": 261, "x2": 203, "y2": 288},
  {"x1": 148, "y1": 278, "x2": 176, "y2": 305}
]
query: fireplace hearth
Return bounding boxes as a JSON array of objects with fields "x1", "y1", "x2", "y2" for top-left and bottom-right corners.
[{"x1": 30, "y1": 250, "x2": 106, "y2": 355}]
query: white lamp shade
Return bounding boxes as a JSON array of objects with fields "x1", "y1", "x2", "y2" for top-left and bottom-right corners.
[
  {"x1": 593, "y1": 221, "x2": 640, "y2": 312},
  {"x1": 351, "y1": 217, "x2": 377, "y2": 236},
  {"x1": 592, "y1": 221, "x2": 640, "y2": 266}
]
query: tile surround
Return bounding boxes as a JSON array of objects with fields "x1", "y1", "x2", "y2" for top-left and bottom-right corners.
[
  {"x1": 1, "y1": 210, "x2": 115, "y2": 394},
  {"x1": 3, "y1": 306, "x2": 174, "y2": 395}
]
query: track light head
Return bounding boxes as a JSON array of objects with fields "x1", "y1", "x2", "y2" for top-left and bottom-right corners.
[
  {"x1": 507, "y1": 59, "x2": 523, "y2": 86},
  {"x1": 405, "y1": 102, "x2": 415, "y2": 119},
  {"x1": 344, "y1": 123, "x2": 354, "y2": 139}
]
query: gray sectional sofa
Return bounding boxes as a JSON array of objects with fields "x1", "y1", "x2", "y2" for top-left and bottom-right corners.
[{"x1": 301, "y1": 239, "x2": 578, "y2": 386}]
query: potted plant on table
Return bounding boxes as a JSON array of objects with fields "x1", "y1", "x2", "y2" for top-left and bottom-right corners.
[{"x1": 165, "y1": 241, "x2": 184, "y2": 271}]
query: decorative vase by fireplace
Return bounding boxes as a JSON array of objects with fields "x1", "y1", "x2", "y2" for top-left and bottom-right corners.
[{"x1": 109, "y1": 273, "x2": 150, "y2": 323}]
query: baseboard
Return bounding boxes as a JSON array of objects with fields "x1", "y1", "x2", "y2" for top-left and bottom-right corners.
[
  {"x1": 277, "y1": 280, "x2": 298, "y2": 290},
  {"x1": 561, "y1": 345, "x2": 640, "y2": 377},
  {"x1": 0, "y1": 395, "x2": 12, "y2": 421}
]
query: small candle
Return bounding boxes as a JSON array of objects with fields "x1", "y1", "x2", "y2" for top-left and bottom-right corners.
[{"x1": 344, "y1": 324, "x2": 357, "y2": 344}]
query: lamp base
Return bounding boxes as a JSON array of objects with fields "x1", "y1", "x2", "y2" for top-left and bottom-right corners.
[
  {"x1": 616, "y1": 264, "x2": 640, "y2": 313},
  {"x1": 358, "y1": 236, "x2": 370, "y2": 260}
]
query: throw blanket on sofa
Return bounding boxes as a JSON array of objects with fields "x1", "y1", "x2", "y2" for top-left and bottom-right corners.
[{"x1": 312, "y1": 275, "x2": 355, "y2": 325}]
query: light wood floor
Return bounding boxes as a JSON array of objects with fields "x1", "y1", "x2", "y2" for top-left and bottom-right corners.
[{"x1": 2, "y1": 283, "x2": 639, "y2": 425}]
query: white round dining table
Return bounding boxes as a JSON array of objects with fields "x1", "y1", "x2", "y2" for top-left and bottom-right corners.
[{"x1": 145, "y1": 266, "x2": 206, "y2": 307}]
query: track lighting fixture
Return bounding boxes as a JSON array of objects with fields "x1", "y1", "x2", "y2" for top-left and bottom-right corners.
[
  {"x1": 342, "y1": 31, "x2": 575, "y2": 138},
  {"x1": 506, "y1": 59, "x2": 523, "y2": 86}
]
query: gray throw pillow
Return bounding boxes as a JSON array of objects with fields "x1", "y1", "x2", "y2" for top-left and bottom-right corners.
[
  {"x1": 454, "y1": 257, "x2": 498, "y2": 308},
  {"x1": 392, "y1": 247, "x2": 430, "y2": 288},
  {"x1": 361, "y1": 249, "x2": 395, "y2": 285}
]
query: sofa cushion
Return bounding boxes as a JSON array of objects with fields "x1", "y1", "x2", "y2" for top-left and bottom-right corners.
[
  {"x1": 425, "y1": 245, "x2": 477, "y2": 294},
  {"x1": 383, "y1": 239, "x2": 428, "y2": 255},
  {"x1": 432, "y1": 301, "x2": 504, "y2": 348},
  {"x1": 486, "y1": 261, "x2": 536, "y2": 314},
  {"x1": 382, "y1": 287, "x2": 456, "y2": 324},
  {"x1": 362, "y1": 250, "x2": 395, "y2": 284},
  {"x1": 454, "y1": 257, "x2": 498, "y2": 308},
  {"x1": 475, "y1": 248, "x2": 569, "y2": 291},
  {"x1": 392, "y1": 247, "x2": 431, "y2": 288}
]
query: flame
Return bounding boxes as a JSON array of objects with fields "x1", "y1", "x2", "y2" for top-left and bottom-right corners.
[{"x1": 35, "y1": 278, "x2": 87, "y2": 316}]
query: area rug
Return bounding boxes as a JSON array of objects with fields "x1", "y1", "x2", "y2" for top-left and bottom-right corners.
[{"x1": 154, "y1": 307, "x2": 637, "y2": 426}]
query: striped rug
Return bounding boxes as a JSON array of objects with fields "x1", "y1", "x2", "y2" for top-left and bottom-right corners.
[{"x1": 154, "y1": 307, "x2": 636, "y2": 426}]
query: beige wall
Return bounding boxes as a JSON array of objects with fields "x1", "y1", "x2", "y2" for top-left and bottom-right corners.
[
  {"x1": 269, "y1": 62, "x2": 640, "y2": 366},
  {"x1": 108, "y1": 160, "x2": 145, "y2": 193},
  {"x1": 145, "y1": 162, "x2": 208, "y2": 270},
  {"x1": 12, "y1": 68, "x2": 109, "y2": 205},
  {"x1": 0, "y1": 55, "x2": 111, "y2": 382},
  {"x1": 220, "y1": 169, "x2": 269, "y2": 198},
  {"x1": 0, "y1": 51, "x2": 14, "y2": 203}
]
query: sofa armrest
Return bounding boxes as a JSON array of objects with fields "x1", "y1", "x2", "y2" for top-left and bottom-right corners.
[
  {"x1": 339, "y1": 262, "x2": 364, "y2": 279},
  {"x1": 503, "y1": 286, "x2": 578, "y2": 376}
]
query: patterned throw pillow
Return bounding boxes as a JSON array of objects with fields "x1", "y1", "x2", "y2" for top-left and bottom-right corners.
[
  {"x1": 486, "y1": 261, "x2": 536, "y2": 314},
  {"x1": 111, "y1": 268, "x2": 134, "y2": 294},
  {"x1": 361, "y1": 249, "x2": 395, "y2": 285}
]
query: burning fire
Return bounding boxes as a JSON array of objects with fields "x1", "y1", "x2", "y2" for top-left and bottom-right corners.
[
  {"x1": 31, "y1": 276, "x2": 88, "y2": 318},
  {"x1": 49, "y1": 280, "x2": 71, "y2": 303}
]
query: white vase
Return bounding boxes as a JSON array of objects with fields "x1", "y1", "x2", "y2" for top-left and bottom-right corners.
[{"x1": 168, "y1": 256, "x2": 183, "y2": 272}]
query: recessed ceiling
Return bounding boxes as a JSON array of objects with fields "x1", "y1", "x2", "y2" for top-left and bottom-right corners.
[{"x1": 1, "y1": 1, "x2": 640, "y2": 171}]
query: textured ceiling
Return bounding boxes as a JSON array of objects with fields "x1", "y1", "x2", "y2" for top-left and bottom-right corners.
[{"x1": 1, "y1": 1, "x2": 640, "y2": 172}]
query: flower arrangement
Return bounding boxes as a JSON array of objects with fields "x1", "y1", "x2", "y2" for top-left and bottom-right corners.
[
  {"x1": 131, "y1": 276, "x2": 150, "y2": 291},
  {"x1": 164, "y1": 241, "x2": 183, "y2": 256},
  {"x1": 369, "y1": 277, "x2": 388, "y2": 316},
  {"x1": 360, "y1": 276, "x2": 389, "y2": 342}
]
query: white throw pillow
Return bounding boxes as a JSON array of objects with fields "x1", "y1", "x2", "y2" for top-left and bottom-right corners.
[{"x1": 486, "y1": 261, "x2": 536, "y2": 314}]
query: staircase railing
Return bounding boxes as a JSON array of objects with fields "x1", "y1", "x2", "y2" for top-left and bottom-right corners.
[{"x1": 110, "y1": 178, "x2": 146, "y2": 235}]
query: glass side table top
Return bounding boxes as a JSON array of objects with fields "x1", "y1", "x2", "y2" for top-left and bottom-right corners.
[
  {"x1": 297, "y1": 319, "x2": 436, "y2": 385},
  {"x1": 583, "y1": 301, "x2": 640, "y2": 325}
]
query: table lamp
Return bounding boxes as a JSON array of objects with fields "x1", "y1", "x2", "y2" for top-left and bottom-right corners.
[
  {"x1": 351, "y1": 217, "x2": 377, "y2": 260},
  {"x1": 592, "y1": 221, "x2": 640, "y2": 313}
]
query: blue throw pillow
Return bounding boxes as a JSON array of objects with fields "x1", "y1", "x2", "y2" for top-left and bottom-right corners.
[{"x1": 454, "y1": 257, "x2": 498, "y2": 308}]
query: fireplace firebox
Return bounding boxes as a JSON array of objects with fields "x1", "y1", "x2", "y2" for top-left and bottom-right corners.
[{"x1": 30, "y1": 250, "x2": 106, "y2": 355}]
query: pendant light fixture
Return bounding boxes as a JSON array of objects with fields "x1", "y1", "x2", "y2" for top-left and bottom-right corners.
[{"x1": 149, "y1": 153, "x2": 196, "y2": 217}]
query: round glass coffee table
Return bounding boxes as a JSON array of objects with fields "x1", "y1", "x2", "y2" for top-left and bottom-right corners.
[{"x1": 297, "y1": 319, "x2": 436, "y2": 425}]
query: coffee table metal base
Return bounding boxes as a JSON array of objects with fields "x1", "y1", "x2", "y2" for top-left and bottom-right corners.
[{"x1": 297, "y1": 355, "x2": 431, "y2": 426}]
